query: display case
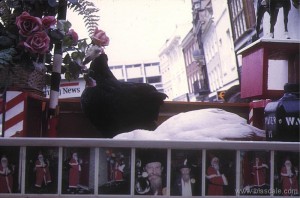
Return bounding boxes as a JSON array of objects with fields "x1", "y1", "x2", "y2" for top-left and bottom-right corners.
[{"x1": 238, "y1": 39, "x2": 299, "y2": 99}]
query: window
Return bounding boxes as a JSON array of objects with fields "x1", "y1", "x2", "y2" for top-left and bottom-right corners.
[
  {"x1": 228, "y1": 0, "x2": 256, "y2": 41},
  {"x1": 146, "y1": 76, "x2": 161, "y2": 84},
  {"x1": 184, "y1": 52, "x2": 189, "y2": 66},
  {"x1": 127, "y1": 77, "x2": 143, "y2": 83}
]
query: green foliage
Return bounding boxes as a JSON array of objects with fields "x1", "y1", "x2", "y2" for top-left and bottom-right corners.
[
  {"x1": 67, "y1": 0, "x2": 100, "y2": 35},
  {"x1": 0, "y1": 48, "x2": 17, "y2": 69},
  {"x1": 62, "y1": 39, "x2": 88, "y2": 81},
  {"x1": 0, "y1": 0, "x2": 12, "y2": 27}
]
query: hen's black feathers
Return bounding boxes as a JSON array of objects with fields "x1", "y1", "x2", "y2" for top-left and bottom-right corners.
[{"x1": 81, "y1": 54, "x2": 167, "y2": 138}]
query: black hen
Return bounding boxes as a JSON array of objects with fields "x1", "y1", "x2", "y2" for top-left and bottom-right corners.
[{"x1": 81, "y1": 53, "x2": 168, "y2": 138}]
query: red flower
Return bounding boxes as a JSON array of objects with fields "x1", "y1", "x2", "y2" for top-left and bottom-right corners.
[
  {"x1": 42, "y1": 16, "x2": 56, "y2": 30},
  {"x1": 67, "y1": 29, "x2": 79, "y2": 45},
  {"x1": 91, "y1": 27, "x2": 110, "y2": 47},
  {"x1": 23, "y1": 31, "x2": 50, "y2": 54},
  {"x1": 16, "y1": 11, "x2": 42, "y2": 37}
]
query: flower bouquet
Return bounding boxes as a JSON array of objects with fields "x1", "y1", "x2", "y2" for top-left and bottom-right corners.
[{"x1": 0, "y1": 0, "x2": 100, "y2": 94}]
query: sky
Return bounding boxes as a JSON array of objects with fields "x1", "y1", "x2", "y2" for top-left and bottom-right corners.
[{"x1": 67, "y1": 0, "x2": 193, "y2": 65}]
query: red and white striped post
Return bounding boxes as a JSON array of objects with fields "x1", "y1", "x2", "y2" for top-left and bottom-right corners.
[
  {"x1": 0, "y1": 91, "x2": 26, "y2": 137},
  {"x1": 249, "y1": 99, "x2": 272, "y2": 129}
]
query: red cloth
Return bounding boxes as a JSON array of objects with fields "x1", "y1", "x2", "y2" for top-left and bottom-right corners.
[
  {"x1": 114, "y1": 162, "x2": 124, "y2": 181},
  {"x1": 114, "y1": 170, "x2": 123, "y2": 181},
  {"x1": 281, "y1": 166, "x2": 299, "y2": 195},
  {"x1": 35, "y1": 160, "x2": 51, "y2": 187},
  {"x1": 48, "y1": 117, "x2": 58, "y2": 137},
  {"x1": 69, "y1": 158, "x2": 81, "y2": 188},
  {"x1": 251, "y1": 161, "x2": 267, "y2": 186},
  {"x1": 206, "y1": 166, "x2": 226, "y2": 195},
  {"x1": 0, "y1": 165, "x2": 13, "y2": 193}
]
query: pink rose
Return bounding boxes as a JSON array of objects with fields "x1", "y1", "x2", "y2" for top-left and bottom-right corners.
[
  {"x1": 67, "y1": 29, "x2": 79, "y2": 45},
  {"x1": 23, "y1": 31, "x2": 50, "y2": 54},
  {"x1": 16, "y1": 11, "x2": 42, "y2": 37},
  {"x1": 92, "y1": 28, "x2": 109, "y2": 46},
  {"x1": 42, "y1": 16, "x2": 56, "y2": 29}
]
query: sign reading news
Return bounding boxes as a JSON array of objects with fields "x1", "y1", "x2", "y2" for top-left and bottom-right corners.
[{"x1": 44, "y1": 79, "x2": 86, "y2": 99}]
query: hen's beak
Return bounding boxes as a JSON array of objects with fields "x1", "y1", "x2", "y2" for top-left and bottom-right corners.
[
  {"x1": 83, "y1": 45, "x2": 103, "y2": 65},
  {"x1": 84, "y1": 74, "x2": 96, "y2": 87}
]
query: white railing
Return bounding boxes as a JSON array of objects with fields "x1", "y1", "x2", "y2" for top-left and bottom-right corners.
[{"x1": 0, "y1": 138, "x2": 298, "y2": 197}]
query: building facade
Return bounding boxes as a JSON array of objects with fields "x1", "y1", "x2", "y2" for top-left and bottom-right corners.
[
  {"x1": 109, "y1": 61, "x2": 164, "y2": 93},
  {"x1": 159, "y1": 25, "x2": 190, "y2": 101},
  {"x1": 45, "y1": 60, "x2": 164, "y2": 99},
  {"x1": 189, "y1": 0, "x2": 212, "y2": 101},
  {"x1": 210, "y1": 0, "x2": 239, "y2": 92},
  {"x1": 228, "y1": 0, "x2": 257, "y2": 72},
  {"x1": 192, "y1": 0, "x2": 239, "y2": 101},
  {"x1": 181, "y1": 29, "x2": 207, "y2": 101}
]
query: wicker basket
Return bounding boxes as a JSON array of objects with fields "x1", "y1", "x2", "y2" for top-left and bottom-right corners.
[{"x1": 0, "y1": 65, "x2": 46, "y2": 96}]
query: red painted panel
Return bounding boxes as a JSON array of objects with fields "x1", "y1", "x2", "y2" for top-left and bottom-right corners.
[
  {"x1": 241, "y1": 48, "x2": 265, "y2": 98},
  {"x1": 239, "y1": 39, "x2": 299, "y2": 99}
]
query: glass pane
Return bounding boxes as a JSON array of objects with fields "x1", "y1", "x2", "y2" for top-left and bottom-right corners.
[
  {"x1": 206, "y1": 150, "x2": 236, "y2": 196},
  {"x1": 268, "y1": 60, "x2": 288, "y2": 90},
  {"x1": 62, "y1": 147, "x2": 94, "y2": 194},
  {"x1": 25, "y1": 147, "x2": 58, "y2": 194},
  {"x1": 98, "y1": 148, "x2": 131, "y2": 195},
  {"x1": 170, "y1": 149, "x2": 202, "y2": 196},
  {"x1": 135, "y1": 148, "x2": 167, "y2": 196},
  {"x1": 240, "y1": 151, "x2": 271, "y2": 196},
  {"x1": 0, "y1": 146, "x2": 21, "y2": 194},
  {"x1": 274, "y1": 151, "x2": 299, "y2": 196}
]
